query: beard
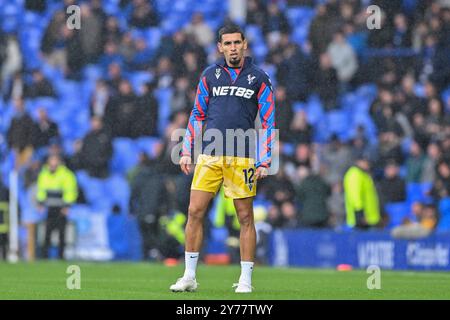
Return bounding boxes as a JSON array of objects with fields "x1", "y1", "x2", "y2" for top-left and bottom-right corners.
[{"x1": 228, "y1": 55, "x2": 241, "y2": 66}]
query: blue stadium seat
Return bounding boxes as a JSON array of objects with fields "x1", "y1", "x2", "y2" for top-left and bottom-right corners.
[
  {"x1": 305, "y1": 95, "x2": 324, "y2": 126},
  {"x1": 442, "y1": 87, "x2": 450, "y2": 112},
  {"x1": 293, "y1": 102, "x2": 307, "y2": 112},
  {"x1": 128, "y1": 72, "x2": 153, "y2": 94},
  {"x1": 83, "y1": 64, "x2": 104, "y2": 81},
  {"x1": 252, "y1": 43, "x2": 268, "y2": 63},
  {"x1": 245, "y1": 25, "x2": 264, "y2": 44},
  {"x1": 80, "y1": 175, "x2": 112, "y2": 211},
  {"x1": 145, "y1": 28, "x2": 162, "y2": 50},
  {"x1": 155, "y1": 88, "x2": 173, "y2": 136},
  {"x1": 291, "y1": 24, "x2": 309, "y2": 46},
  {"x1": 110, "y1": 138, "x2": 139, "y2": 174},
  {"x1": 385, "y1": 202, "x2": 411, "y2": 228},
  {"x1": 326, "y1": 110, "x2": 348, "y2": 136},
  {"x1": 437, "y1": 198, "x2": 450, "y2": 233},
  {"x1": 286, "y1": 7, "x2": 315, "y2": 28},
  {"x1": 136, "y1": 136, "x2": 161, "y2": 159},
  {"x1": 406, "y1": 182, "x2": 433, "y2": 204},
  {"x1": 41, "y1": 62, "x2": 64, "y2": 83},
  {"x1": 414, "y1": 83, "x2": 425, "y2": 98},
  {"x1": 104, "y1": 175, "x2": 130, "y2": 214}
]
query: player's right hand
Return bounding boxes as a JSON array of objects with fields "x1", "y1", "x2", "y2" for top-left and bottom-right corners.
[{"x1": 179, "y1": 156, "x2": 192, "y2": 175}]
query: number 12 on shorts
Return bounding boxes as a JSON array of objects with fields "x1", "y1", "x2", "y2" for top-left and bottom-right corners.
[{"x1": 243, "y1": 168, "x2": 255, "y2": 184}]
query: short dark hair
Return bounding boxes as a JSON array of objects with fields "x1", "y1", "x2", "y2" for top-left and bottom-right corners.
[{"x1": 218, "y1": 24, "x2": 245, "y2": 43}]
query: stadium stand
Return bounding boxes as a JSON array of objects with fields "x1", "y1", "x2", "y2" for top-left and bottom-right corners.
[{"x1": 0, "y1": 0, "x2": 449, "y2": 262}]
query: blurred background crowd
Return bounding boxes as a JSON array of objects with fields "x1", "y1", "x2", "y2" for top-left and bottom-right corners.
[{"x1": 0, "y1": 0, "x2": 449, "y2": 262}]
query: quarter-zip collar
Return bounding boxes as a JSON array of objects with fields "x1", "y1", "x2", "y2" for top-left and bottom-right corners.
[{"x1": 216, "y1": 56, "x2": 253, "y2": 84}]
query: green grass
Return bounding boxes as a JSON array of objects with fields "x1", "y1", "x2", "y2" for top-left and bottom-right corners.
[{"x1": 0, "y1": 261, "x2": 449, "y2": 299}]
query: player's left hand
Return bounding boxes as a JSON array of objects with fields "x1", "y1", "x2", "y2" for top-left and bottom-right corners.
[{"x1": 255, "y1": 167, "x2": 269, "y2": 180}]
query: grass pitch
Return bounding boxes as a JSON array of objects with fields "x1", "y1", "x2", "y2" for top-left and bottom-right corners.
[{"x1": 0, "y1": 261, "x2": 449, "y2": 300}]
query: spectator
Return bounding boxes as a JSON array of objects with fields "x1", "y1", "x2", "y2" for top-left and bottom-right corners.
[
  {"x1": 137, "y1": 81, "x2": 159, "y2": 137},
  {"x1": 1, "y1": 34, "x2": 22, "y2": 92},
  {"x1": 397, "y1": 73, "x2": 426, "y2": 121},
  {"x1": 343, "y1": 156, "x2": 381, "y2": 229},
  {"x1": 421, "y1": 141, "x2": 442, "y2": 183},
  {"x1": 170, "y1": 76, "x2": 191, "y2": 115},
  {"x1": 392, "y1": 13, "x2": 412, "y2": 47},
  {"x1": 25, "y1": 70, "x2": 56, "y2": 98},
  {"x1": 41, "y1": 11, "x2": 67, "y2": 69},
  {"x1": 105, "y1": 62, "x2": 124, "y2": 95},
  {"x1": 327, "y1": 30, "x2": 358, "y2": 86},
  {"x1": 276, "y1": 42, "x2": 312, "y2": 102},
  {"x1": 296, "y1": 167, "x2": 331, "y2": 228},
  {"x1": 90, "y1": 79, "x2": 110, "y2": 118},
  {"x1": 309, "y1": 4, "x2": 339, "y2": 56},
  {"x1": 154, "y1": 57, "x2": 174, "y2": 89},
  {"x1": 71, "y1": 116, "x2": 113, "y2": 178},
  {"x1": 246, "y1": 0, "x2": 267, "y2": 27},
  {"x1": 184, "y1": 13, "x2": 214, "y2": 48},
  {"x1": 263, "y1": 3, "x2": 291, "y2": 36},
  {"x1": 64, "y1": 27, "x2": 85, "y2": 79},
  {"x1": 262, "y1": 169, "x2": 296, "y2": 205},
  {"x1": 129, "y1": 39, "x2": 153, "y2": 71},
  {"x1": 78, "y1": 4, "x2": 104, "y2": 64},
  {"x1": 6, "y1": 98, "x2": 37, "y2": 167},
  {"x1": 367, "y1": 10, "x2": 393, "y2": 48},
  {"x1": 99, "y1": 41, "x2": 124, "y2": 71},
  {"x1": 130, "y1": 153, "x2": 167, "y2": 260},
  {"x1": 373, "y1": 131, "x2": 404, "y2": 174},
  {"x1": 391, "y1": 202, "x2": 437, "y2": 239},
  {"x1": 289, "y1": 110, "x2": 313, "y2": 145},
  {"x1": 274, "y1": 86, "x2": 293, "y2": 142},
  {"x1": 103, "y1": 16, "x2": 123, "y2": 46},
  {"x1": 267, "y1": 201, "x2": 299, "y2": 229},
  {"x1": 319, "y1": 134, "x2": 353, "y2": 186},
  {"x1": 430, "y1": 160, "x2": 450, "y2": 200},
  {"x1": 37, "y1": 154, "x2": 78, "y2": 259},
  {"x1": 406, "y1": 139, "x2": 427, "y2": 183},
  {"x1": 104, "y1": 80, "x2": 140, "y2": 138},
  {"x1": 0, "y1": 181, "x2": 8, "y2": 260},
  {"x1": 314, "y1": 53, "x2": 339, "y2": 110},
  {"x1": 129, "y1": 0, "x2": 159, "y2": 29},
  {"x1": 327, "y1": 181, "x2": 346, "y2": 228},
  {"x1": 378, "y1": 160, "x2": 407, "y2": 204},
  {"x1": 118, "y1": 32, "x2": 137, "y2": 65},
  {"x1": 424, "y1": 98, "x2": 446, "y2": 138},
  {"x1": 25, "y1": 0, "x2": 46, "y2": 12},
  {"x1": 34, "y1": 108, "x2": 60, "y2": 149}
]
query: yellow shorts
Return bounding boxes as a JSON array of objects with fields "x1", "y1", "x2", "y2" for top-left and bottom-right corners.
[{"x1": 191, "y1": 154, "x2": 257, "y2": 199}]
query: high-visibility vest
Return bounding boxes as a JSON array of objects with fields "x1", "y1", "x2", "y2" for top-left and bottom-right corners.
[
  {"x1": 0, "y1": 202, "x2": 8, "y2": 234},
  {"x1": 36, "y1": 165, "x2": 78, "y2": 207},
  {"x1": 214, "y1": 187, "x2": 240, "y2": 230},
  {"x1": 160, "y1": 212, "x2": 186, "y2": 245}
]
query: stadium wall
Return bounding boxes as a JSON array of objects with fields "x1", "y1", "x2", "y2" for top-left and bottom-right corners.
[{"x1": 268, "y1": 229, "x2": 450, "y2": 271}]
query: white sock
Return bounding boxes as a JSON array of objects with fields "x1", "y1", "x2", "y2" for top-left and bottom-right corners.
[
  {"x1": 183, "y1": 252, "x2": 199, "y2": 280},
  {"x1": 239, "y1": 261, "x2": 254, "y2": 285}
]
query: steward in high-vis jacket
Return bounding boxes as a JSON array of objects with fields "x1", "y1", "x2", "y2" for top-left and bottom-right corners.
[
  {"x1": 37, "y1": 154, "x2": 77, "y2": 259},
  {"x1": 343, "y1": 157, "x2": 380, "y2": 229}
]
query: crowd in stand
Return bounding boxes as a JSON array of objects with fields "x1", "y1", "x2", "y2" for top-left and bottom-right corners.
[{"x1": 0, "y1": 0, "x2": 450, "y2": 260}]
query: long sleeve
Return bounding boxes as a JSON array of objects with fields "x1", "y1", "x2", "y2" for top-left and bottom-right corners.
[
  {"x1": 62, "y1": 169, "x2": 78, "y2": 205},
  {"x1": 181, "y1": 75, "x2": 209, "y2": 157},
  {"x1": 256, "y1": 75, "x2": 275, "y2": 168},
  {"x1": 36, "y1": 170, "x2": 47, "y2": 203}
]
